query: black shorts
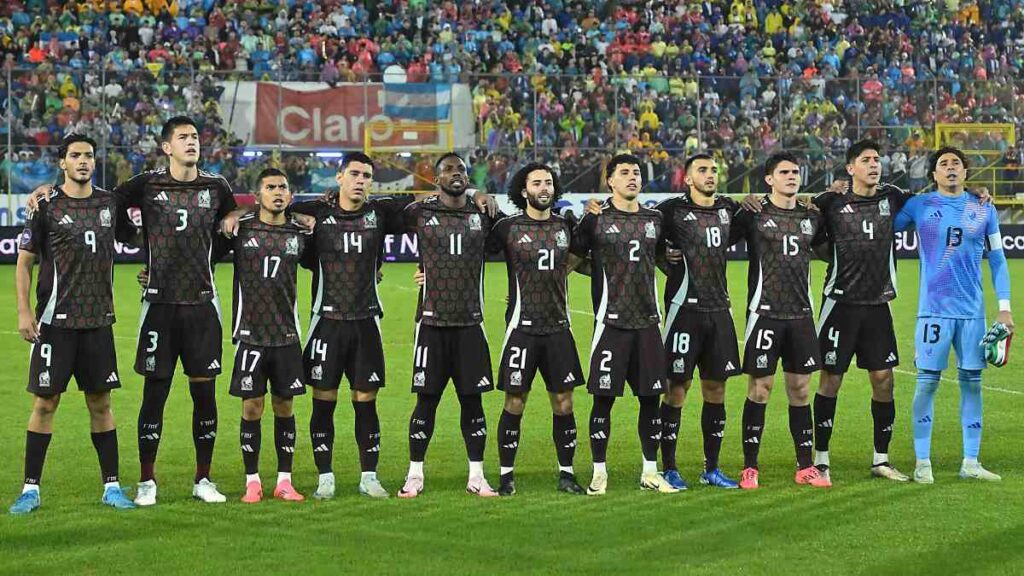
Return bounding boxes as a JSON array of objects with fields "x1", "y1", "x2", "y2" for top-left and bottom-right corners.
[
  {"x1": 497, "y1": 328, "x2": 584, "y2": 394},
  {"x1": 411, "y1": 323, "x2": 493, "y2": 396},
  {"x1": 28, "y1": 324, "x2": 120, "y2": 395},
  {"x1": 587, "y1": 324, "x2": 667, "y2": 397},
  {"x1": 304, "y1": 316, "x2": 386, "y2": 391},
  {"x1": 663, "y1": 306, "x2": 742, "y2": 383},
  {"x1": 817, "y1": 298, "x2": 899, "y2": 374},
  {"x1": 742, "y1": 314, "x2": 820, "y2": 377},
  {"x1": 135, "y1": 301, "x2": 223, "y2": 379},
  {"x1": 229, "y1": 342, "x2": 306, "y2": 399}
]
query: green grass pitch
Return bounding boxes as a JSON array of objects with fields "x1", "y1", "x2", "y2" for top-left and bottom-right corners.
[{"x1": 1, "y1": 260, "x2": 1023, "y2": 575}]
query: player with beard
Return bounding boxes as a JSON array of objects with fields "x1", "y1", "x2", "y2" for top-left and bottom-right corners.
[
  {"x1": 398, "y1": 153, "x2": 502, "y2": 498},
  {"x1": 571, "y1": 154, "x2": 678, "y2": 495},
  {"x1": 9, "y1": 135, "x2": 137, "y2": 514},
  {"x1": 487, "y1": 163, "x2": 587, "y2": 496},
  {"x1": 654, "y1": 154, "x2": 743, "y2": 490}
]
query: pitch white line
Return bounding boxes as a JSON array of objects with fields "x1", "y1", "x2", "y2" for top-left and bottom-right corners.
[{"x1": 893, "y1": 368, "x2": 1022, "y2": 396}]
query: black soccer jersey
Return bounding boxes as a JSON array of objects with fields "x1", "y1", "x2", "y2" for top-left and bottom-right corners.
[
  {"x1": 291, "y1": 196, "x2": 408, "y2": 321},
  {"x1": 656, "y1": 194, "x2": 740, "y2": 312},
  {"x1": 115, "y1": 168, "x2": 237, "y2": 304},
  {"x1": 20, "y1": 186, "x2": 122, "y2": 329},
  {"x1": 813, "y1": 184, "x2": 913, "y2": 305},
  {"x1": 571, "y1": 200, "x2": 663, "y2": 330},
  {"x1": 231, "y1": 215, "x2": 310, "y2": 347},
  {"x1": 403, "y1": 197, "x2": 495, "y2": 327},
  {"x1": 487, "y1": 213, "x2": 574, "y2": 335},
  {"x1": 731, "y1": 196, "x2": 827, "y2": 320}
]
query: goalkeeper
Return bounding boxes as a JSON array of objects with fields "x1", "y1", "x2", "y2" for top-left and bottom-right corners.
[{"x1": 894, "y1": 147, "x2": 1014, "y2": 484}]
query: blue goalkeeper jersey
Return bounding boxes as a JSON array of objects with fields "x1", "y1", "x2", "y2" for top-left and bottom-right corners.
[{"x1": 894, "y1": 191, "x2": 1010, "y2": 319}]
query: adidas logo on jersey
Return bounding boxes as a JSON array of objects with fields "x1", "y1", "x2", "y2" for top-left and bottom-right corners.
[
  {"x1": 764, "y1": 219, "x2": 778, "y2": 229},
  {"x1": 652, "y1": 379, "x2": 663, "y2": 390},
  {"x1": 106, "y1": 372, "x2": 119, "y2": 383},
  {"x1": 477, "y1": 377, "x2": 491, "y2": 388},
  {"x1": 369, "y1": 372, "x2": 381, "y2": 383},
  {"x1": 208, "y1": 360, "x2": 221, "y2": 370},
  {"x1": 564, "y1": 373, "x2": 576, "y2": 384},
  {"x1": 804, "y1": 357, "x2": 816, "y2": 368},
  {"x1": 244, "y1": 238, "x2": 259, "y2": 249},
  {"x1": 425, "y1": 216, "x2": 440, "y2": 226},
  {"x1": 840, "y1": 204, "x2": 855, "y2": 214},
  {"x1": 605, "y1": 224, "x2": 621, "y2": 234},
  {"x1": 58, "y1": 214, "x2": 74, "y2": 225},
  {"x1": 929, "y1": 210, "x2": 944, "y2": 219},
  {"x1": 518, "y1": 235, "x2": 533, "y2": 244},
  {"x1": 684, "y1": 212, "x2": 698, "y2": 221},
  {"x1": 154, "y1": 191, "x2": 169, "y2": 202},
  {"x1": 725, "y1": 361, "x2": 736, "y2": 371},
  {"x1": 290, "y1": 379, "x2": 303, "y2": 389},
  {"x1": 886, "y1": 352, "x2": 897, "y2": 363},
  {"x1": 323, "y1": 216, "x2": 337, "y2": 225}
]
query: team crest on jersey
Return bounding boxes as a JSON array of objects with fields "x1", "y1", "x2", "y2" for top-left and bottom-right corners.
[
  {"x1": 756, "y1": 354, "x2": 768, "y2": 369},
  {"x1": 240, "y1": 375, "x2": 253, "y2": 391},
  {"x1": 824, "y1": 351, "x2": 837, "y2": 366},
  {"x1": 198, "y1": 189, "x2": 211, "y2": 208},
  {"x1": 556, "y1": 229, "x2": 569, "y2": 248},
  {"x1": 718, "y1": 208, "x2": 730, "y2": 224},
  {"x1": 413, "y1": 371, "x2": 426, "y2": 388},
  {"x1": 286, "y1": 236, "x2": 299, "y2": 255},
  {"x1": 363, "y1": 212, "x2": 377, "y2": 229},
  {"x1": 672, "y1": 358, "x2": 686, "y2": 373},
  {"x1": 100, "y1": 207, "x2": 112, "y2": 227},
  {"x1": 145, "y1": 356, "x2": 156, "y2": 372},
  {"x1": 469, "y1": 213, "x2": 482, "y2": 231},
  {"x1": 599, "y1": 374, "x2": 612, "y2": 389},
  {"x1": 38, "y1": 371, "x2": 50, "y2": 388},
  {"x1": 800, "y1": 219, "x2": 813, "y2": 235},
  {"x1": 645, "y1": 221, "x2": 657, "y2": 239},
  {"x1": 311, "y1": 365, "x2": 323, "y2": 381},
  {"x1": 510, "y1": 370, "x2": 522, "y2": 387},
  {"x1": 879, "y1": 198, "x2": 890, "y2": 216}
]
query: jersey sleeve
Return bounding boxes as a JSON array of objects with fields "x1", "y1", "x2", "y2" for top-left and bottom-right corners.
[
  {"x1": 486, "y1": 217, "x2": 510, "y2": 255},
  {"x1": 113, "y1": 171, "x2": 149, "y2": 209},
  {"x1": 812, "y1": 191, "x2": 836, "y2": 213},
  {"x1": 18, "y1": 201, "x2": 46, "y2": 254},
  {"x1": 653, "y1": 199, "x2": 675, "y2": 247},
  {"x1": 728, "y1": 206, "x2": 753, "y2": 246},
  {"x1": 375, "y1": 195, "x2": 416, "y2": 235},
  {"x1": 811, "y1": 210, "x2": 828, "y2": 247},
  {"x1": 984, "y1": 203, "x2": 1012, "y2": 305},
  {"x1": 893, "y1": 195, "x2": 920, "y2": 232},
  {"x1": 215, "y1": 179, "x2": 238, "y2": 219},
  {"x1": 400, "y1": 201, "x2": 421, "y2": 234},
  {"x1": 289, "y1": 199, "x2": 325, "y2": 218},
  {"x1": 570, "y1": 212, "x2": 596, "y2": 257},
  {"x1": 112, "y1": 193, "x2": 140, "y2": 246}
]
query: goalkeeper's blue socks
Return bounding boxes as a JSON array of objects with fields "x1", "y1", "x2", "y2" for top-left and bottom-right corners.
[
  {"x1": 912, "y1": 370, "x2": 941, "y2": 460},
  {"x1": 959, "y1": 369, "x2": 984, "y2": 459}
]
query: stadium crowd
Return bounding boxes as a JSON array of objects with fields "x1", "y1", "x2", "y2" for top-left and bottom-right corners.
[{"x1": 2, "y1": 0, "x2": 1024, "y2": 195}]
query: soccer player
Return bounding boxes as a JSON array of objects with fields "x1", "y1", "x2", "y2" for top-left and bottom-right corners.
[
  {"x1": 9, "y1": 134, "x2": 136, "y2": 514},
  {"x1": 398, "y1": 153, "x2": 501, "y2": 498},
  {"x1": 655, "y1": 154, "x2": 743, "y2": 490},
  {"x1": 288, "y1": 153, "x2": 409, "y2": 500},
  {"x1": 894, "y1": 147, "x2": 1013, "y2": 483},
  {"x1": 229, "y1": 168, "x2": 310, "y2": 503},
  {"x1": 730, "y1": 152, "x2": 830, "y2": 490},
  {"x1": 488, "y1": 162, "x2": 587, "y2": 496},
  {"x1": 810, "y1": 140, "x2": 913, "y2": 483},
  {"x1": 117, "y1": 116, "x2": 237, "y2": 505},
  {"x1": 571, "y1": 153, "x2": 678, "y2": 495}
]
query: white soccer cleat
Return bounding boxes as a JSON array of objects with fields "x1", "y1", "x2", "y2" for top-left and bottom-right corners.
[
  {"x1": 871, "y1": 463, "x2": 910, "y2": 482},
  {"x1": 959, "y1": 462, "x2": 1002, "y2": 482},
  {"x1": 914, "y1": 462, "x2": 934, "y2": 484},
  {"x1": 135, "y1": 480, "x2": 157, "y2": 506},
  {"x1": 192, "y1": 478, "x2": 227, "y2": 503},
  {"x1": 586, "y1": 471, "x2": 608, "y2": 496},
  {"x1": 359, "y1": 476, "x2": 390, "y2": 499},
  {"x1": 313, "y1": 476, "x2": 336, "y2": 500},
  {"x1": 640, "y1": 471, "x2": 680, "y2": 494},
  {"x1": 466, "y1": 476, "x2": 499, "y2": 498},
  {"x1": 397, "y1": 475, "x2": 424, "y2": 499}
]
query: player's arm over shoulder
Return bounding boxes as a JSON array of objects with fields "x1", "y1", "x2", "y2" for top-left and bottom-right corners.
[
  {"x1": 112, "y1": 170, "x2": 153, "y2": 207},
  {"x1": 893, "y1": 193, "x2": 922, "y2": 232}
]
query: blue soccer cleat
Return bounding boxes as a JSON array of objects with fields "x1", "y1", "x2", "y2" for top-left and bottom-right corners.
[
  {"x1": 9, "y1": 490, "x2": 40, "y2": 515},
  {"x1": 700, "y1": 468, "x2": 740, "y2": 489},
  {"x1": 102, "y1": 486, "x2": 137, "y2": 510},
  {"x1": 662, "y1": 469, "x2": 689, "y2": 491}
]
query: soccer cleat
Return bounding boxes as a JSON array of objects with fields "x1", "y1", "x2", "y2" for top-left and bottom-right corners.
[
  {"x1": 135, "y1": 480, "x2": 157, "y2": 506},
  {"x1": 101, "y1": 486, "x2": 137, "y2": 510},
  {"x1": 699, "y1": 468, "x2": 739, "y2": 489},
  {"x1": 914, "y1": 462, "x2": 934, "y2": 484},
  {"x1": 273, "y1": 479, "x2": 305, "y2": 502},
  {"x1": 397, "y1": 475, "x2": 424, "y2": 499},
  {"x1": 661, "y1": 469, "x2": 689, "y2": 491},
  {"x1": 795, "y1": 466, "x2": 832, "y2": 488},
  {"x1": 9, "y1": 490, "x2": 40, "y2": 515},
  {"x1": 241, "y1": 481, "x2": 263, "y2": 504},
  {"x1": 192, "y1": 478, "x2": 227, "y2": 503},
  {"x1": 815, "y1": 464, "x2": 833, "y2": 485},
  {"x1": 557, "y1": 471, "x2": 585, "y2": 495},
  {"x1": 466, "y1": 476, "x2": 499, "y2": 498},
  {"x1": 358, "y1": 476, "x2": 390, "y2": 499},
  {"x1": 313, "y1": 476, "x2": 336, "y2": 500},
  {"x1": 640, "y1": 471, "x2": 680, "y2": 493},
  {"x1": 587, "y1": 470, "x2": 608, "y2": 496},
  {"x1": 959, "y1": 462, "x2": 1002, "y2": 482},
  {"x1": 871, "y1": 463, "x2": 910, "y2": 482},
  {"x1": 497, "y1": 473, "x2": 516, "y2": 497},
  {"x1": 739, "y1": 467, "x2": 759, "y2": 490}
]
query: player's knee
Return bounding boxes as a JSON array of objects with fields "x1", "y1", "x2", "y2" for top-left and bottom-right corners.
[
  {"x1": 271, "y1": 396, "x2": 293, "y2": 418},
  {"x1": 504, "y1": 393, "x2": 526, "y2": 415},
  {"x1": 32, "y1": 394, "x2": 61, "y2": 417},
  {"x1": 868, "y1": 370, "x2": 893, "y2": 399},
  {"x1": 700, "y1": 380, "x2": 725, "y2": 403},
  {"x1": 817, "y1": 371, "x2": 843, "y2": 396},
  {"x1": 84, "y1": 392, "x2": 112, "y2": 418},
  {"x1": 665, "y1": 380, "x2": 690, "y2": 406},
  {"x1": 314, "y1": 388, "x2": 339, "y2": 402},
  {"x1": 242, "y1": 398, "x2": 265, "y2": 420},
  {"x1": 550, "y1": 392, "x2": 573, "y2": 416},
  {"x1": 352, "y1": 389, "x2": 377, "y2": 403},
  {"x1": 747, "y1": 377, "x2": 772, "y2": 403}
]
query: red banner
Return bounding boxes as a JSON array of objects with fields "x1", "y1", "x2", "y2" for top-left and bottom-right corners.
[{"x1": 254, "y1": 83, "x2": 441, "y2": 149}]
